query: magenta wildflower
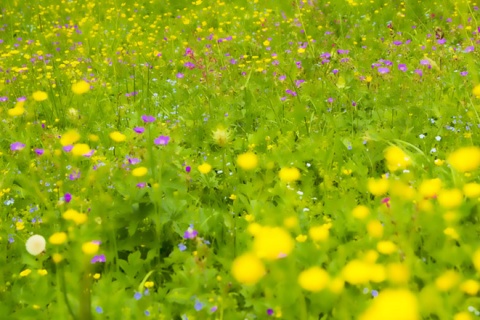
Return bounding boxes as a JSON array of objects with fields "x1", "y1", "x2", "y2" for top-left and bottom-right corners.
[
  {"x1": 0, "y1": 96, "x2": 7, "y2": 102},
  {"x1": 393, "y1": 40, "x2": 402, "y2": 46},
  {"x1": 136, "y1": 182, "x2": 147, "y2": 188},
  {"x1": 460, "y1": 71, "x2": 468, "y2": 76},
  {"x1": 398, "y1": 64, "x2": 407, "y2": 72},
  {"x1": 184, "y1": 62, "x2": 195, "y2": 69},
  {"x1": 420, "y1": 59, "x2": 431, "y2": 69},
  {"x1": 295, "y1": 79, "x2": 305, "y2": 87},
  {"x1": 267, "y1": 309, "x2": 274, "y2": 316},
  {"x1": 134, "y1": 127, "x2": 145, "y2": 134},
  {"x1": 63, "y1": 145, "x2": 73, "y2": 152},
  {"x1": 10, "y1": 142, "x2": 25, "y2": 151},
  {"x1": 286, "y1": 89, "x2": 297, "y2": 96},
  {"x1": 34, "y1": 148, "x2": 44, "y2": 155},
  {"x1": 378, "y1": 67, "x2": 390, "y2": 74},
  {"x1": 278, "y1": 75, "x2": 286, "y2": 81},
  {"x1": 141, "y1": 115, "x2": 155, "y2": 123},
  {"x1": 176, "y1": 73, "x2": 184, "y2": 78},
  {"x1": 154, "y1": 135, "x2": 170, "y2": 145},
  {"x1": 64, "y1": 193, "x2": 72, "y2": 203},
  {"x1": 69, "y1": 170, "x2": 81, "y2": 181},
  {"x1": 464, "y1": 46, "x2": 474, "y2": 53},
  {"x1": 332, "y1": 69, "x2": 339, "y2": 75},
  {"x1": 381, "y1": 197, "x2": 391, "y2": 208},
  {"x1": 184, "y1": 225, "x2": 198, "y2": 239},
  {"x1": 327, "y1": 97, "x2": 334, "y2": 103},
  {"x1": 414, "y1": 69, "x2": 423, "y2": 77},
  {"x1": 437, "y1": 38, "x2": 446, "y2": 45},
  {"x1": 185, "y1": 166, "x2": 191, "y2": 173},
  {"x1": 91, "y1": 254, "x2": 106, "y2": 264}
]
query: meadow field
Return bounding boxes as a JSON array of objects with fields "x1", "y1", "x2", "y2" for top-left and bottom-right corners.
[{"x1": 1, "y1": 0, "x2": 480, "y2": 319}]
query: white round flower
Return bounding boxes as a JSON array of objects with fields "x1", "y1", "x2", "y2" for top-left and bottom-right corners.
[{"x1": 25, "y1": 235, "x2": 46, "y2": 256}]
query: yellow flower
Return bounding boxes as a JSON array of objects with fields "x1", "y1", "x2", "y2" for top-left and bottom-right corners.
[
  {"x1": 297, "y1": 47, "x2": 306, "y2": 54},
  {"x1": 472, "y1": 249, "x2": 480, "y2": 272},
  {"x1": 359, "y1": 289, "x2": 419, "y2": 320},
  {"x1": 367, "y1": 220, "x2": 384, "y2": 238},
  {"x1": 279, "y1": 167, "x2": 301, "y2": 183},
  {"x1": 71, "y1": 80, "x2": 90, "y2": 94},
  {"x1": 387, "y1": 263, "x2": 410, "y2": 284},
  {"x1": 16, "y1": 221, "x2": 25, "y2": 231},
  {"x1": 20, "y1": 269, "x2": 32, "y2": 277},
  {"x1": 231, "y1": 253, "x2": 265, "y2": 285},
  {"x1": 463, "y1": 183, "x2": 480, "y2": 198},
  {"x1": 460, "y1": 279, "x2": 479, "y2": 295},
  {"x1": 132, "y1": 167, "x2": 148, "y2": 177},
  {"x1": 237, "y1": 152, "x2": 258, "y2": 170},
  {"x1": 60, "y1": 130, "x2": 81, "y2": 146},
  {"x1": 198, "y1": 163, "x2": 212, "y2": 174},
  {"x1": 37, "y1": 269, "x2": 48, "y2": 276},
  {"x1": 52, "y1": 253, "x2": 64, "y2": 264},
  {"x1": 82, "y1": 242, "x2": 99, "y2": 255},
  {"x1": 72, "y1": 213, "x2": 87, "y2": 225},
  {"x1": 377, "y1": 241, "x2": 397, "y2": 255},
  {"x1": 109, "y1": 131, "x2": 126, "y2": 142},
  {"x1": 296, "y1": 234, "x2": 307, "y2": 242},
  {"x1": 444, "y1": 227, "x2": 459, "y2": 240},
  {"x1": 71, "y1": 143, "x2": 91, "y2": 156},
  {"x1": 342, "y1": 259, "x2": 371, "y2": 285},
  {"x1": 253, "y1": 226, "x2": 294, "y2": 260},
  {"x1": 384, "y1": 145, "x2": 411, "y2": 171},
  {"x1": 144, "y1": 281, "x2": 154, "y2": 289},
  {"x1": 49, "y1": 232, "x2": 67, "y2": 245},
  {"x1": 435, "y1": 270, "x2": 459, "y2": 291},
  {"x1": 32, "y1": 91, "x2": 48, "y2": 101},
  {"x1": 352, "y1": 205, "x2": 370, "y2": 219},
  {"x1": 93, "y1": 273, "x2": 101, "y2": 280},
  {"x1": 454, "y1": 312, "x2": 473, "y2": 320},
  {"x1": 367, "y1": 178, "x2": 389, "y2": 196},
  {"x1": 473, "y1": 84, "x2": 480, "y2": 97},
  {"x1": 308, "y1": 225, "x2": 329, "y2": 242},
  {"x1": 437, "y1": 189, "x2": 463, "y2": 209},
  {"x1": 8, "y1": 101, "x2": 25, "y2": 116},
  {"x1": 448, "y1": 146, "x2": 480, "y2": 172},
  {"x1": 298, "y1": 267, "x2": 330, "y2": 292},
  {"x1": 418, "y1": 178, "x2": 442, "y2": 198}
]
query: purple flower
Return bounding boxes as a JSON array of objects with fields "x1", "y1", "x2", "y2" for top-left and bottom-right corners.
[
  {"x1": 136, "y1": 182, "x2": 147, "y2": 188},
  {"x1": 134, "y1": 292, "x2": 142, "y2": 300},
  {"x1": 176, "y1": 73, "x2": 184, "y2": 78},
  {"x1": 127, "y1": 157, "x2": 141, "y2": 165},
  {"x1": 295, "y1": 79, "x2": 305, "y2": 87},
  {"x1": 210, "y1": 306, "x2": 218, "y2": 312},
  {"x1": 194, "y1": 301, "x2": 204, "y2": 311},
  {"x1": 437, "y1": 38, "x2": 446, "y2": 45},
  {"x1": 185, "y1": 166, "x2": 191, "y2": 173},
  {"x1": 141, "y1": 115, "x2": 155, "y2": 123},
  {"x1": 286, "y1": 89, "x2": 297, "y2": 96},
  {"x1": 267, "y1": 309, "x2": 274, "y2": 316},
  {"x1": 327, "y1": 97, "x2": 334, "y2": 103},
  {"x1": 63, "y1": 145, "x2": 73, "y2": 152},
  {"x1": 154, "y1": 135, "x2": 170, "y2": 145},
  {"x1": 414, "y1": 69, "x2": 423, "y2": 77},
  {"x1": 10, "y1": 142, "x2": 25, "y2": 151},
  {"x1": 91, "y1": 254, "x2": 106, "y2": 264},
  {"x1": 184, "y1": 226, "x2": 198, "y2": 239},
  {"x1": 0, "y1": 96, "x2": 7, "y2": 102},
  {"x1": 464, "y1": 46, "x2": 475, "y2": 53},
  {"x1": 371, "y1": 290, "x2": 379, "y2": 297},
  {"x1": 69, "y1": 170, "x2": 81, "y2": 181},
  {"x1": 398, "y1": 64, "x2": 407, "y2": 72},
  {"x1": 184, "y1": 62, "x2": 195, "y2": 69},
  {"x1": 178, "y1": 243, "x2": 187, "y2": 251},
  {"x1": 134, "y1": 127, "x2": 145, "y2": 134},
  {"x1": 64, "y1": 193, "x2": 72, "y2": 203},
  {"x1": 34, "y1": 148, "x2": 44, "y2": 155},
  {"x1": 420, "y1": 59, "x2": 431, "y2": 68},
  {"x1": 460, "y1": 71, "x2": 468, "y2": 76},
  {"x1": 332, "y1": 69, "x2": 339, "y2": 75},
  {"x1": 378, "y1": 67, "x2": 390, "y2": 74},
  {"x1": 393, "y1": 40, "x2": 403, "y2": 46},
  {"x1": 278, "y1": 75, "x2": 286, "y2": 81}
]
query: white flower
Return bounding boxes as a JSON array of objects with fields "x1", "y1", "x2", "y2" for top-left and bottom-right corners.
[{"x1": 26, "y1": 235, "x2": 46, "y2": 256}]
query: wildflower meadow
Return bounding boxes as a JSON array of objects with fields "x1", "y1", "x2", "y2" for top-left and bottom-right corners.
[{"x1": 2, "y1": 0, "x2": 480, "y2": 319}]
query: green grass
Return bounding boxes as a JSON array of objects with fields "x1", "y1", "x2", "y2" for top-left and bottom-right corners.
[{"x1": 1, "y1": 0, "x2": 480, "y2": 319}]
